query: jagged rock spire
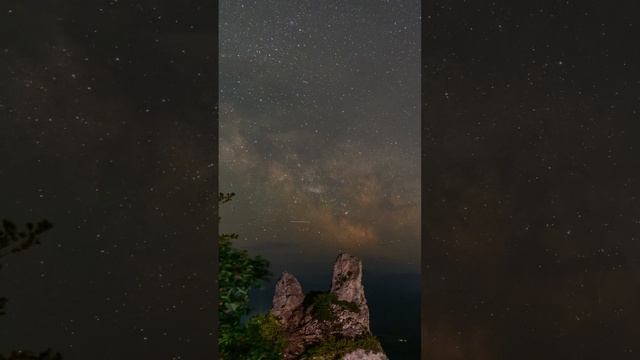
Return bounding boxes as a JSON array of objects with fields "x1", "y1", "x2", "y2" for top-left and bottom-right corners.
[
  {"x1": 271, "y1": 271, "x2": 305, "y2": 330},
  {"x1": 330, "y1": 253, "x2": 370, "y2": 333},
  {"x1": 331, "y1": 254, "x2": 368, "y2": 304}
]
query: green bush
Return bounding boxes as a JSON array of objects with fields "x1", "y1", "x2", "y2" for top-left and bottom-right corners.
[
  {"x1": 304, "y1": 292, "x2": 359, "y2": 322},
  {"x1": 303, "y1": 333, "x2": 383, "y2": 360},
  {"x1": 218, "y1": 193, "x2": 285, "y2": 360},
  {"x1": 334, "y1": 299, "x2": 359, "y2": 314},
  {"x1": 244, "y1": 314, "x2": 288, "y2": 359}
]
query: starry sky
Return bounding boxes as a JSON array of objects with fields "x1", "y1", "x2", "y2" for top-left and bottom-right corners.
[
  {"x1": 3, "y1": 0, "x2": 640, "y2": 359},
  {"x1": 219, "y1": 0, "x2": 421, "y2": 276},
  {"x1": 218, "y1": 0, "x2": 421, "y2": 357},
  {"x1": 422, "y1": 1, "x2": 640, "y2": 359},
  {"x1": 1, "y1": 1, "x2": 218, "y2": 358}
]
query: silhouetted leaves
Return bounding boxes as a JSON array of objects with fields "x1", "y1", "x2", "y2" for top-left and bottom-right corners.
[
  {"x1": 217, "y1": 192, "x2": 236, "y2": 223},
  {"x1": 218, "y1": 192, "x2": 236, "y2": 204},
  {"x1": 0, "y1": 349, "x2": 62, "y2": 360},
  {"x1": 1, "y1": 219, "x2": 53, "y2": 317},
  {"x1": 0, "y1": 220, "x2": 53, "y2": 259},
  {"x1": 0, "y1": 219, "x2": 60, "y2": 358}
]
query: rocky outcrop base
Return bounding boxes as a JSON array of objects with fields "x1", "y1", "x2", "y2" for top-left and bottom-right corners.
[
  {"x1": 342, "y1": 349, "x2": 389, "y2": 360},
  {"x1": 270, "y1": 253, "x2": 388, "y2": 360}
]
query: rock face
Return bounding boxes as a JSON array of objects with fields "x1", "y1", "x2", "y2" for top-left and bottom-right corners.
[
  {"x1": 271, "y1": 272, "x2": 306, "y2": 331},
  {"x1": 270, "y1": 253, "x2": 388, "y2": 360},
  {"x1": 342, "y1": 350, "x2": 389, "y2": 360},
  {"x1": 330, "y1": 253, "x2": 370, "y2": 336}
]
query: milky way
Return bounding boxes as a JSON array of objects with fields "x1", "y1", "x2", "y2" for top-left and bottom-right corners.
[{"x1": 219, "y1": 0, "x2": 421, "y2": 274}]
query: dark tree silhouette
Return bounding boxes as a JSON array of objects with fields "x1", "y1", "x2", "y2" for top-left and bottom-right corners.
[
  {"x1": 0, "y1": 219, "x2": 53, "y2": 317},
  {"x1": 0, "y1": 349, "x2": 62, "y2": 360},
  {"x1": 0, "y1": 219, "x2": 62, "y2": 360},
  {"x1": 0, "y1": 220, "x2": 53, "y2": 259}
]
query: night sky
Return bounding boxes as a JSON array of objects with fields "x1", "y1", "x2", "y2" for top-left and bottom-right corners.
[
  {"x1": 423, "y1": 1, "x2": 640, "y2": 359},
  {"x1": 219, "y1": 0, "x2": 421, "y2": 275},
  {"x1": 2, "y1": 0, "x2": 640, "y2": 359},
  {"x1": 218, "y1": 1, "x2": 421, "y2": 357},
  {"x1": 1, "y1": 1, "x2": 218, "y2": 359}
]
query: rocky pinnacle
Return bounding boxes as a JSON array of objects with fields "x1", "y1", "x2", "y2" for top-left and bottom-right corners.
[
  {"x1": 330, "y1": 253, "x2": 370, "y2": 331},
  {"x1": 271, "y1": 271, "x2": 305, "y2": 331},
  {"x1": 270, "y1": 253, "x2": 386, "y2": 359}
]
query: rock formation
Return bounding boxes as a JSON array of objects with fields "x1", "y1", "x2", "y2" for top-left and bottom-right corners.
[
  {"x1": 330, "y1": 253, "x2": 370, "y2": 337},
  {"x1": 341, "y1": 350, "x2": 389, "y2": 360},
  {"x1": 270, "y1": 253, "x2": 388, "y2": 360},
  {"x1": 271, "y1": 272, "x2": 306, "y2": 331}
]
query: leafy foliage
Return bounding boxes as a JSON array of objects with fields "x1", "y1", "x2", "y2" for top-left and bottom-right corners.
[
  {"x1": 218, "y1": 231, "x2": 270, "y2": 324},
  {"x1": 221, "y1": 314, "x2": 287, "y2": 360},
  {"x1": 218, "y1": 193, "x2": 285, "y2": 359},
  {"x1": 302, "y1": 333, "x2": 383, "y2": 360},
  {"x1": 304, "y1": 292, "x2": 359, "y2": 321},
  {"x1": 305, "y1": 292, "x2": 337, "y2": 321}
]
